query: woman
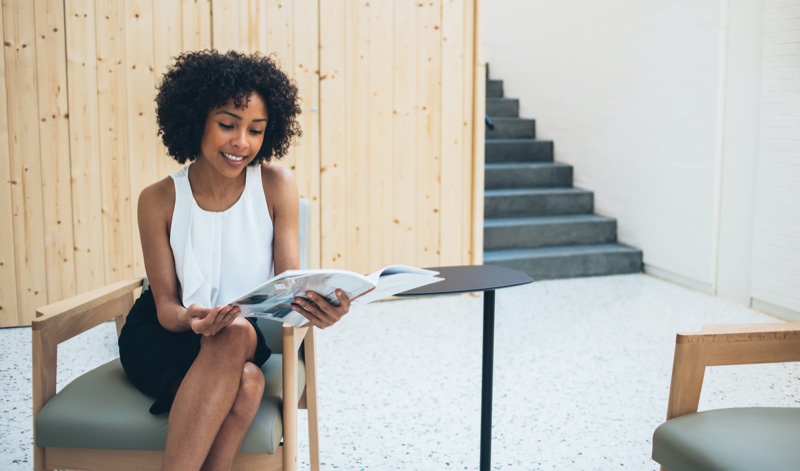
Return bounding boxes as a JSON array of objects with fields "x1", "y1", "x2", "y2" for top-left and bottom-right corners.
[{"x1": 118, "y1": 50, "x2": 350, "y2": 470}]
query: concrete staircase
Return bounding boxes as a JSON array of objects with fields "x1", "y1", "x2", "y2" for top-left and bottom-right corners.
[{"x1": 483, "y1": 77, "x2": 643, "y2": 280}]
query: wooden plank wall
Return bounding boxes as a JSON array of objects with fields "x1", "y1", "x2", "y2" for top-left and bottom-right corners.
[
  {"x1": 0, "y1": 0, "x2": 483, "y2": 327},
  {"x1": 319, "y1": 0, "x2": 483, "y2": 274}
]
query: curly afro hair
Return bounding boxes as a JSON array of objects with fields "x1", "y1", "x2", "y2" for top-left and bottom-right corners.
[{"x1": 156, "y1": 50, "x2": 302, "y2": 165}]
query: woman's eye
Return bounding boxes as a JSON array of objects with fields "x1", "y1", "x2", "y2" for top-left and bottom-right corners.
[
  {"x1": 249, "y1": 129, "x2": 265, "y2": 135},
  {"x1": 218, "y1": 123, "x2": 234, "y2": 130}
]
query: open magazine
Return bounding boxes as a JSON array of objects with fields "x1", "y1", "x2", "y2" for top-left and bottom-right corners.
[{"x1": 232, "y1": 265, "x2": 443, "y2": 326}]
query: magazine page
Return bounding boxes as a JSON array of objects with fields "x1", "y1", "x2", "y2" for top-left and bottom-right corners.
[
  {"x1": 354, "y1": 270, "x2": 443, "y2": 305},
  {"x1": 364, "y1": 265, "x2": 441, "y2": 284},
  {"x1": 233, "y1": 271, "x2": 374, "y2": 326}
]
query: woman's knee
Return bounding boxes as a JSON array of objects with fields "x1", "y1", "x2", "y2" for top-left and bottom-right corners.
[
  {"x1": 241, "y1": 362, "x2": 265, "y2": 394},
  {"x1": 200, "y1": 317, "x2": 255, "y2": 355},
  {"x1": 230, "y1": 363, "x2": 265, "y2": 419}
]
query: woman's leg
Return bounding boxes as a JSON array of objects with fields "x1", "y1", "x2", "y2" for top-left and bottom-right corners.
[
  {"x1": 201, "y1": 362, "x2": 265, "y2": 470},
  {"x1": 161, "y1": 317, "x2": 259, "y2": 471}
]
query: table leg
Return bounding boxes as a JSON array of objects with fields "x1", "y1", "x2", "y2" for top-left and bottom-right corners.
[{"x1": 480, "y1": 289, "x2": 495, "y2": 471}]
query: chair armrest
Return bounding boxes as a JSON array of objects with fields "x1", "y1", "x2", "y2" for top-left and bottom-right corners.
[
  {"x1": 33, "y1": 277, "x2": 144, "y2": 343},
  {"x1": 666, "y1": 322, "x2": 800, "y2": 420},
  {"x1": 32, "y1": 277, "x2": 144, "y2": 436}
]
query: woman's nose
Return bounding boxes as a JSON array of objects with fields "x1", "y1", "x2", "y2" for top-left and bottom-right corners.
[{"x1": 231, "y1": 130, "x2": 247, "y2": 148}]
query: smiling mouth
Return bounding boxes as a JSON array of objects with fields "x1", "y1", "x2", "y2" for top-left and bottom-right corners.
[{"x1": 222, "y1": 152, "x2": 245, "y2": 162}]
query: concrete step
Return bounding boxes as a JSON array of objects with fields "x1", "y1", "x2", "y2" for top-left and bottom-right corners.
[
  {"x1": 484, "y1": 214, "x2": 617, "y2": 250},
  {"x1": 485, "y1": 139, "x2": 553, "y2": 163},
  {"x1": 486, "y1": 98, "x2": 519, "y2": 117},
  {"x1": 485, "y1": 162, "x2": 572, "y2": 189},
  {"x1": 486, "y1": 117, "x2": 536, "y2": 139},
  {"x1": 485, "y1": 187, "x2": 593, "y2": 218},
  {"x1": 484, "y1": 243, "x2": 643, "y2": 280},
  {"x1": 487, "y1": 79, "x2": 503, "y2": 98}
]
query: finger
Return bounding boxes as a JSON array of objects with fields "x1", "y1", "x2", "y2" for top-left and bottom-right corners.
[
  {"x1": 205, "y1": 306, "x2": 228, "y2": 334},
  {"x1": 334, "y1": 289, "x2": 351, "y2": 313},
  {"x1": 304, "y1": 292, "x2": 342, "y2": 324},
  {"x1": 219, "y1": 305, "x2": 240, "y2": 325},
  {"x1": 290, "y1": 302, "x2": 325, "y2": 328},
  {"x1": 211, "y1": 305, "x2": 240, "y2": 335},
  {"x1": 292, "y1": 297, "x2": 335, "y2": 328},
  {"x1": 309, "y1": 291, "x2": 348, "y2": 321},
  {"x1": 190, "y1": 307, "x2": 217, "y2": 335}
]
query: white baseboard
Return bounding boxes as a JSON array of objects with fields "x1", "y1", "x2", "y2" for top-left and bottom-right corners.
[
  {"x1": 751, "y1": 298, "x2": 800, "y2": 323},
  {"x1": 643, "y1": 264, "x2": 713, "y2": 294}
]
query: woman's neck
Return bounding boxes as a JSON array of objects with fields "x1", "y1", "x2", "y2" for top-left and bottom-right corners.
[{"x1": 187, "y1": 160, "x2": 248, "y2": 212}]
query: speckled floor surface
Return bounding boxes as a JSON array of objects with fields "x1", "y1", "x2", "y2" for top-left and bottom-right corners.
[{"x1": 2, "y1": 274, "x2": 799, "y2": 470}]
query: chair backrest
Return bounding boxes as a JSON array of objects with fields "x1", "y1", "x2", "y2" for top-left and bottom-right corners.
[{"x1": 299, "y1": 198, "x2": 311, "y2": 270}]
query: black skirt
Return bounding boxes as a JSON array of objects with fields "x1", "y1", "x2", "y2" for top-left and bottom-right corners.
[{"x1": 118, "y1": 288, "x2": 271, "y2": 415}]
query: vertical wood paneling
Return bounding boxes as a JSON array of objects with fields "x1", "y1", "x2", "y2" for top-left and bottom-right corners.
[
  {"x1": 345, "y1": 0, "x2": 371, "y2": 273},
  {"x1": 153, "y1": 0, "x2": 184, "y2": 179},
  {"x1": 470, "y1": 0, "x2": 484, "y2": 264},
  {"x1": 3, "y1": 0, "x2": 48, "y2": 324},
  {"x1": 416, "y1": 0, "x2": 443, "y2": 268},
  {"x1": 0, "y1": 0, "x2": 481, "y2": 326},
  {"x1": 265, "y1": 0, "x2": 296, "y2": 172},
  {"x1": 95, "y1": 1, "x2": 133, "y2": 284},
  {"x1": 292, "y1": 0, "x2": 321, "y2": 267},
  {"x1": 319, "y1": 0, "x2": 347, "y2": 269},
  {"x1": 462, "y1": 0, "x2": 477, "y2": 263},
  {"x1": 265, "y1": 0, "x2": 292, "y2": 70},
  {"x1": 181, "y1": 0, "x2": 211, "y2": 51},
  {"x1": 33, "y1": 0, "x2": 74, "y2": 303},
  {"x1": 211, "y1": 0, "x2": 240, "y2": 52},
  {"x1": 0, "y1": 2, "x2": 19, "y2": 327},
  {"x1": 440, "y1": 0, "x2": 466, "y2": 265},
  {"x1": 65, "y1": 0, "x2": 104, "y2": 293},
  {"x1": 244, "y1": 0, "x2": 267, "y2": 53},
  {"x1": 392, "y1": 0, "x2": 418, "y2": 265},
  {"x1": 125, "y1": 0, "x2": 158, "y2": 277},
  {"x1": 369, "y1": 0, "x2": 394, "y2": 267}
]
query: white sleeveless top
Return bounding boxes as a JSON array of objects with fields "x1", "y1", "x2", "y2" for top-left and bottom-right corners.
[{"x1": 169, "y1": 164, "x2": 274, "y2": 308}]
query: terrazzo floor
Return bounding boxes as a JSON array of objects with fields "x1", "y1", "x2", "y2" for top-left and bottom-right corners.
[{"x1": 2, "y1": 273, "x2": 800, "y2": 470}]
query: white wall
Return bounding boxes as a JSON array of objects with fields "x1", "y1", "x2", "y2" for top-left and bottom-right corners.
[
  {"x1": 486, "y1": 0, "x2": 724, "y2": 290},
  {"x1": 716, "y1": 1, "x2": 764, "y2": 304},
  {"x1": 750, "y1": 0, "x2": 800, "y2": 315},
  {"x1": 486, "y1": 0, "x2": 800, "y2": 316}
]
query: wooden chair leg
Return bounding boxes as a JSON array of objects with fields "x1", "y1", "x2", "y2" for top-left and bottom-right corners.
[
  {"x1": 665, "y1": 340, "x2": 707, "y2": 420},
  {"x1": 283, "y1": 324, "x2": 308, "y2": 471},
  {"x1": 304, "y1": 327, "x2": 320, "y2": 471}
]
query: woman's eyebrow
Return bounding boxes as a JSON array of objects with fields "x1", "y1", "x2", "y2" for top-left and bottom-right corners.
[{"x1": 214, "y1": 110, "x2": 267, "y2": 123}]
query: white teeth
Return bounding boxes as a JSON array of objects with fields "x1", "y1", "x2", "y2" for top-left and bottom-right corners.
[{"x1": 222, "y1": 152, "x2": 244, "y2": 162}]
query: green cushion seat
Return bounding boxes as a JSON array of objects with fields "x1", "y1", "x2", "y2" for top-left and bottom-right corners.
[
  {"x1": 36, "y1": 319, "x2": 304, "y2": 455},
  {"x1": 652, "y1": 407, "x2": 800, "y2": 471}
]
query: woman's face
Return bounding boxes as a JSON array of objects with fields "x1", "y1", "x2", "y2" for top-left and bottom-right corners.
[{"x1": 198, "y1": 92, "x2": 268, "y2": 177}]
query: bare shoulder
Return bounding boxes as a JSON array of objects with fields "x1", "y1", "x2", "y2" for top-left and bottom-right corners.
[
  {"x1": 261, "y1": 163, "x2": 297, "y2": 190},
  {"x1": 261, "y1": 164, "x2": 299, "y2": 203},
  {"x1": 138, "y1": 176, "x2": 176, "y2": 223}
]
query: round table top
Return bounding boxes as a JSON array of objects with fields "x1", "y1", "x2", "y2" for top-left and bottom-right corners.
[{"x1": 396, "y1": 265, "x2": 533, "y2": 296}]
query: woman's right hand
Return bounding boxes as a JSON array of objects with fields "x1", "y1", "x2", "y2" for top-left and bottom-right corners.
[{"x1": 185, "y1": 303, "x2": 241, "y2": 336}]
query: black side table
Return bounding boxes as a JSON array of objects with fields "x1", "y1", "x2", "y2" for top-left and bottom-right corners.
[{"x1": 397, "y1": 265, "x2": 533, "y2": 471}]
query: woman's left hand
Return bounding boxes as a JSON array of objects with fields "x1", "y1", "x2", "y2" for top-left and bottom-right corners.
[{"x1": 291, "y1": 289, "x2": 351, "y2": 329}]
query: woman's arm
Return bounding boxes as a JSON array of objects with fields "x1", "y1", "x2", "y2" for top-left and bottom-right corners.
[
  {"x1": 138, "y1": 179, "x2": 238, "y2": 334},
  {"x1": 262, "y1": 165, "x2": 349, "y2": 328},
  {"x1": 138, "y1": 179, "x2": 190, "y2": 332},
  {"x1": 263, "y1": 165, "x2": 300, "y2": 275}
]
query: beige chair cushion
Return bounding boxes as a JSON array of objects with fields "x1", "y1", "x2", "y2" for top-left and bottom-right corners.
[
  {"x1": 652, "y1": 407, "x2": 800, "y2": 471},
  {"x1": 36, "y1": 319, "x2": 304, "y2": 455}
]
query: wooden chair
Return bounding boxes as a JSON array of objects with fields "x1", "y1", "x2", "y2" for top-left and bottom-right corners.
[
  {"x1": 32, "y1": 200, "x2": 319, "y2": 471},
  {"x1": 652, "y1": 323, "x2": 800, "y2": 471}
]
